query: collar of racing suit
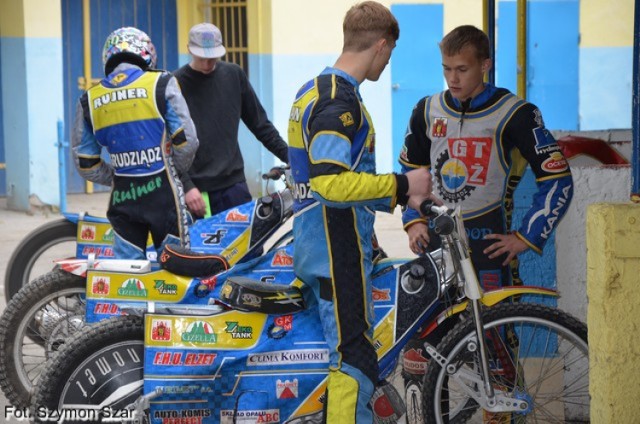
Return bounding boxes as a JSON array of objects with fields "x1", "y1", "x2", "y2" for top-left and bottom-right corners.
[{"x1": 449, "y1": 83, "x2": 498, "y2": 111}]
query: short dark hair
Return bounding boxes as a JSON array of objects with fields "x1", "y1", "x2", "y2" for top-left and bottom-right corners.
[
  {"x1": 439, "y1": 25, "x2": 490, "y2": 61},
  {"x1": 343, "y1": 1, "x2": 399, "y2": 52}
]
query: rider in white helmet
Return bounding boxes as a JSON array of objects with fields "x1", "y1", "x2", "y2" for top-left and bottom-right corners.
[{"x1": 72, "y1": 27, "x2": 199, "y2": 259}]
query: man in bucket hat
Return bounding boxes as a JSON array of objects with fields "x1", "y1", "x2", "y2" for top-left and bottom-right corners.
[{"x1": 174, "y1": 23, "x2": 289, "y2": 218}]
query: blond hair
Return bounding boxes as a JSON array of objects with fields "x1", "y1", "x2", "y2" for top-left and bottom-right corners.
[{"x1": 343, "y1": 1, "x2": 399, "y2": 52}]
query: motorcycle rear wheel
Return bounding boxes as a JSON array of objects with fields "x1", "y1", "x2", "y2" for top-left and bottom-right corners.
[
  {"x1": 0, "y1": 268, "x2": 85, "y2": 408},
  {"x1": 4, "y1": 218, "x2": 77, "y2": 300},
  {"x1": 32, "y1": 315, "x2": 145, "y2": 424}
]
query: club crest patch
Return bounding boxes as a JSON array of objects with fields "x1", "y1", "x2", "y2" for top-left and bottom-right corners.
[
  {"x1": 339, "y1": 112, "x2": 354, "y2": 127},
  {"x1": 432, "y1": 117, "x2": 448, "y2": 137}
]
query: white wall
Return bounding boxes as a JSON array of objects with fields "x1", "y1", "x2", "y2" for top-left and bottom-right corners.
[{"x1": 556, "y1": 142, "x2": 632, "y2": 322}]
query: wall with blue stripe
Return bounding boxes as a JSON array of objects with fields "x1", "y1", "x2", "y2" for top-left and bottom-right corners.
[
  {"x1": 496, "y1": 0, "x2": 579, "y2": 131},
  {"x1": 391, "y1": 4, "x2": 444, "y2": 174},
  {"x1": 0, "y1": 1, "x2": 64, "y2": 208},
  {"x1": 580, "y1": 47, "x2": 632, "y2": 130}
]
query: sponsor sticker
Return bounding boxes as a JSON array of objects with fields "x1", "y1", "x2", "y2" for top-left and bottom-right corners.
[
  {"x1": 225, "y1": 321, "x2": 253, "y2": 339},
  {"x1": 81, "y1": 246, "x2": 115, "y2": 257},
  {"x1": 402, "y1": 348, "x2": 429, "y2": 375},
  {"x1": 226, "y1": 209, "x2": 249, "y2": 222},
  {"x1": 153, "y1": 408, "x2": 212, "y2": 421},
  {"x1": 542, "y1": 152, "x2": 569, "y2": 173},
  {"x1": 276, "y1": 379, "x2": 298, "y2": 399},
  {"x1": 91, "y1": 276, "x2": 110, "y2": 294},
  {"x1": 151, "y1": 319, "x2": 172, "y2": 341},
  {"x1": 79, "y1": 224, "x2": 97, "y2": 241},
  {"x1": 202, "y1": 229, "x2": 227, "y2": 245},
  {"x1": 271, "y1": 250, "x2": 293, "y2": 266},
  {"x1": 92, "y1": 302, "x2": 121, "y2": 315},
  {"x1": 221, "y1": 409, "x2": 280, "y2": 424},
  {"x1": 103, "y1": 228, "x2": 114, "y2": 242},
  {"x1": 447, "y1": 137, "x2": 492, "y2": 186},
  {"x1": 154, "y1": 280, "x2": 178, "y2": 295},
  {"x1": 117, "y1": 278, "x2": 148, "y2": 297},
  {"x1": 152, "y1": 351, "x2": 216, "y2": 366},
  {"x1": 247, "y1": 349, "x2": 329, "y2": 366},
  {"x1": 268, "y1": 315, "x2": 293, "y2": 339},
  {"x1": 181, "y1": 321, "x2": 217, "y2": 344},
  {"x1": 372, "y1": 287, "x2": 391, "y2": 302}
]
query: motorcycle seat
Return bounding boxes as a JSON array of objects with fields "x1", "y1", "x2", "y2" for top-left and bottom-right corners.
[
  {"x1": 159, "y1": 244, "x2": 229, "y2": 277},
  {"x1": 218, "y1": 276, "x2": 305, "y2": 315}
]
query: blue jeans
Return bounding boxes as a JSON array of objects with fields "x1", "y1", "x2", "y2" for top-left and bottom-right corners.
[{"x1": 204, "y1": 181, "x2": 252, "y2": 217}]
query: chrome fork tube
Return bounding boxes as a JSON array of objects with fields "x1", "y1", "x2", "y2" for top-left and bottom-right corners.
[{"x1": 470, "y1": 298, "x2": 496, "y2": 404}]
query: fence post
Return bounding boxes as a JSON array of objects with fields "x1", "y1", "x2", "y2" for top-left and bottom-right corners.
[
  {"x1": 632, "y1": 0, "x2": 639, "y2": 201},
  {"x1": 57, "y1": 119, "x2": 68, "y2": 213}
]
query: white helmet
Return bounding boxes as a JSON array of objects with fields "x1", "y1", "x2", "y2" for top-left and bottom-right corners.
[{"x1": 102, "y1": 27, "x2": 157, "y2": 75}]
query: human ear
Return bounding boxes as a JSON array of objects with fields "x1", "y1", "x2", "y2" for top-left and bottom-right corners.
[{"x1": 481, "y1": 58, "x2": 493, "y2": 73}]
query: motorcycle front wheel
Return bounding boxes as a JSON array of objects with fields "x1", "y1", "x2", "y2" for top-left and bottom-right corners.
[
  {"x1": 31, "y1": 315, "x2": 145, "y2": 424},
  {"x1": 422, "y1": 303, "x2": 589, "y2": 424}
]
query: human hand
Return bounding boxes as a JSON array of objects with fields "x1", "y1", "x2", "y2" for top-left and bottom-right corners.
[
  {"x1": 406, "y1": 222, "x2": 430, "y2": 254},
  {"x1": 185, "y1": 187, "x2": 207, "y2": 217},
  {"x1": 483, "y1": 233, "x2": 529, "y2": 266},
  {"x1": 405, "y1": 168, "x2": 433, "y2": 198},
  {"x1": 406, "y1": 192, "x2": 443, "y2": 214}
]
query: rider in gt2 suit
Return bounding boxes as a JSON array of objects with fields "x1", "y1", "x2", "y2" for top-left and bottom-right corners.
[
  {"x1": 398, "y1": 25, "x2": 574, "y2": 411},
  {"x1": 288, "y1": 2, "x2": 434, "y2": 422},
  {"x1": 72, "y1": 27, "x2": 199, "y2": 259}
]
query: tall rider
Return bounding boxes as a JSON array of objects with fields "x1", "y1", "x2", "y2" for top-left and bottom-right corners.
[{"x1": 72, "y1": 27, "x2": 199, "y2": 259}]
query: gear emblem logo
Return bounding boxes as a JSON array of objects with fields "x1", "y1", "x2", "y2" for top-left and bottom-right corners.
[{"x1": 434, "y1": 151, "x2": 475, "y2": 202}]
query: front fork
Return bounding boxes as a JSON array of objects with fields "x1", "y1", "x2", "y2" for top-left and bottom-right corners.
[
  {"x1": 469, "y1": 297, "x2": 496, "y2": 405},
  {"x1": 424, "y1": 295, "x2": 531, "y2": 414},
  {"x1": 424, "y1": 235, "x2": 539, "y2": 413},
  {"x1": 125, "y1": 387, "x2": 164, "y2": 424}
]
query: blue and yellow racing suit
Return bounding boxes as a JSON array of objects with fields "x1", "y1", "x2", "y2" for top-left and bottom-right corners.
[
  {"x1": 72, "y1": 63, "x2": 198, "y2": 259},
  {"x1": 288, "y1": 67, "x2": 409, "y2": 423}
]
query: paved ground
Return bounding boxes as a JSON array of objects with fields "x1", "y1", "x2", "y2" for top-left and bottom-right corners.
[
  {"x1": 0, "y1": 193, "x2": 111, "y2": 310},
  {"x1": 0, "y1": 193, "x2": 110, "y2": 421},
  {"x1": 0, "y1": 192, "x2": 413, "y2": 419}
]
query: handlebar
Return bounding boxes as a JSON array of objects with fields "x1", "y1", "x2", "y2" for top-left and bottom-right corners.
[
  {"x1": 419, "y1": 200, "x2": 455, "y2": 236},
  {"x1": 261, "y1": 166, "x2": 289, "y2": 181},
  {"x1": 419, "y1": 200, "x2": 448, "y2": 217}
]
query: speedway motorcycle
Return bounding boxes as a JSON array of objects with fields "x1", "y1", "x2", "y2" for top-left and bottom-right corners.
[
  {"x1": 30, "y1": 202, "x2": 590, "y2": 423},
  {"x1": 2, "y1": 167, "x2": 290, "y2": 300},
  {"x1": 0, "y1": 168, "x2": 293, "y2": 408}
]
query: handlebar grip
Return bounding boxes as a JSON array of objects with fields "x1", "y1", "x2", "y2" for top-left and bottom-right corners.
[
  {"x1": 419, "y1": 200, "x2": 437, "y2": 217},
  {"x1": 419, "y1": 199, "x2": 455, "y2": 235},
  {"x1": 261, "y1": 167, "x2": 285, "y2": 180}
]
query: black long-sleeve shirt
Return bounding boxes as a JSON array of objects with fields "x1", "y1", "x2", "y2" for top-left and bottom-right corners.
[{"x1": 173, "y1": 61, "x2": 288, "y2": 192}]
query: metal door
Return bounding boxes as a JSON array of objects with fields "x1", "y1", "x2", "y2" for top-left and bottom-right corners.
[
  {"x1": 202, "y1": 0, "x2": 248, "y2": 74},
  {"x1": 61, "y1": 0, "x2": 178, "y2": 193}
]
